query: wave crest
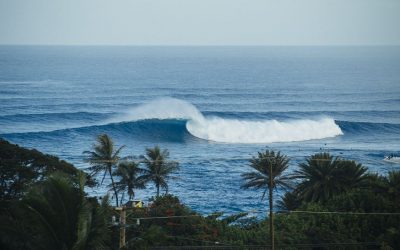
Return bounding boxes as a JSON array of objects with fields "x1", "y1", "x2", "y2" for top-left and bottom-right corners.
[{"x1": 109, "y1": 98, "x2": 205, "y2": 123}]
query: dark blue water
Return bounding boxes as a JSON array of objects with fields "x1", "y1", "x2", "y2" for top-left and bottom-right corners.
[{"x1": 1, "y1": 46, "x2": 400, "y2": 215}]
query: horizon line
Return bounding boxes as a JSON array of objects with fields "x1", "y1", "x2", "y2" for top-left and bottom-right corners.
[{"x1": 0, "y1": 44, "x2": 399, "y2": 47}]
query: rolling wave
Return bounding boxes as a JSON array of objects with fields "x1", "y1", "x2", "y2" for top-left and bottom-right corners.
[
  {"x1": 107, "y1": 98, "x2": 343, "y2": 143},
  {"x1": 3, "y1": 118, "x2": 400, "y2": 145}
]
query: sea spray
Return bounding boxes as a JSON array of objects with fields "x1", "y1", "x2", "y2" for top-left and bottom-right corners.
[
  {"x1": 110, "y1": 98, "x2": 343, "y2": 143},
  {"x1": 109, "y1": 98, "x2": 205, "y2": 123}
]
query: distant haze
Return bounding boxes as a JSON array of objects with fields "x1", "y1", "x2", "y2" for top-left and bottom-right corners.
[{"x1": 0, "y1": 0, "x2": 399, "y2": 45}]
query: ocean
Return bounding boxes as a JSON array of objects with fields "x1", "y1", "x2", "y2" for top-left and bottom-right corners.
[{"x1": 1, "y1": 45, "x2": 400, "y2": 215}]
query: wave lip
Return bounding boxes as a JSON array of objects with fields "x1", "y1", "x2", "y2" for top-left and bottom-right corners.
[
  {"x1": 108, "y1": 98, "x2": 204, "y2": 123},
  {"x1": 187, "y1": 117, "x2": 343, "y2": 143}
]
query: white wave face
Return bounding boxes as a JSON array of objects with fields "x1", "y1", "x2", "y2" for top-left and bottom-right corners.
[
  {"x1": 112, "y1": 97, "x2": 343, "y2": 143},
  {"x1": 187, "y1": 117, "x2": 343, "y2": 143}
]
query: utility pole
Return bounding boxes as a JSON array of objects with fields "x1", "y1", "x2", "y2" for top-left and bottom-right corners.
[
  {"x1": 269, "y1": 163, "x2": 275, "y2": 250},
  {"x1": 115, "y1": 207, "x2": 126, "y2": 249}
]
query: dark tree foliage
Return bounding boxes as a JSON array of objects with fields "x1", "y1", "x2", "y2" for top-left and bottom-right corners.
[
  {"x1": 123, "y1": 195, "x2": 266, "y2": 249},
  {"x1": 0, "y1": 173, "x2": 112, "y2": 250},
  {"x1": 2, "y1": 140, "x2": 400, "y2": 249},
  {"x1": 241, "y1": 150, "x2": 292, "y2": 250},
  {"x1": 83, "y1": 134, "x2": 125, "y2": 206},
  {"x1": 0, "y1": 138, "x2": 94, "y2": 201},
  {"x1": 277, "y1": 191, "x2": 301, "y2": 211},
  {"x1": 141, "y1": 146, "x2": 179, "y2": 197},
  {"x1": 113, "y1": 160, "x2": 146, "y2": 202},
  {"x1": 293, "y1": 152, "x2": 367, "y2": 203}
]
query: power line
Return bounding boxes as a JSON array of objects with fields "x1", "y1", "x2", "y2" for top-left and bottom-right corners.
[
  {"x1": 118, "y1": 209, "x2": 400, "y2": 228},
  {"x1": 165, "y1": 235, "x2": 232, "y2": 247},
  {"x1": 283, "y1": 210, "x2": 400, "y2": 215},
  {"x1": 120, "y1": 220, "x2": 383, "y2": 248},
  {"x1": 127, "y1": 214, "x2": 204, "y2": 220},
  {"x1": 122, "y1": 227, "x2": 237, "y2": 247},
  {"x1": 149, "y1": 241, "x2": 381, "y2": 249}
]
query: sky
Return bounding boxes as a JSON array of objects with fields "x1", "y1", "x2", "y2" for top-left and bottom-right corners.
[{"x1": 0, "y1": 0, "x2": 399, "y2": 46}]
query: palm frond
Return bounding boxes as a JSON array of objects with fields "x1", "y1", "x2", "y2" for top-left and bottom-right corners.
[
  {"x1": 142, "y1": 146, "x2": 179, "y2": 196},
  {"x1": 241, "y1": 150, "x2": 291, "y2": 202}
]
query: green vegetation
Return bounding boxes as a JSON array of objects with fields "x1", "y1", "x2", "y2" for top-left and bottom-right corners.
[
  {"x1": 241, "y1": 150, "x2": 292, "y2": 250},
  {"x1": 293, "y1": 153, "x2": 367, "y2": 203},
  {"x1": 0, "y1": 172, "x2": 111, "y2": 249},
  {"x1": 1, "y1": 136, "x2": 400, "y2": 249},
  {"x1": 141, "y1": 146, "x2": 180, "y2": 197},
  {"x1": 0, "y1": 138, "x2": 93, "y2": 201},
  {"x1": 84, "y1": 134, "x2": 125, "y2": 206},
  {"x1": 114, "y1": 161, "x2": 146, "y2": 201}
]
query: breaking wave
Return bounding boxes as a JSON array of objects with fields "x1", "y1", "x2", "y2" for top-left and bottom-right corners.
[{"x1": 108, "y1": 98, "x2": 343, "y2": 143}]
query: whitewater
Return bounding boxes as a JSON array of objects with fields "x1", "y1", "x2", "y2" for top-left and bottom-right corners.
[{"x1": 109, "y1": 98, "x2": 343, "y2": 143}]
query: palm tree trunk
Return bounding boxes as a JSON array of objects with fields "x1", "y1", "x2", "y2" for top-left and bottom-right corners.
[
  {"x1": 108, "y1": 167, "x2": 119, "y2": 206},
  {"x1": 269, "y1": 164, "x2": 275, "y2": 250},
  {"x1": 156, "y1": 183, "x2": 160, "y2": 197},
  {"x1": 129, "y1": 193, "x2": 133, "y2": 201}
]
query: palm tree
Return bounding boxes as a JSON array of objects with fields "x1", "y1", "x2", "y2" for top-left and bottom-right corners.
[
  {"x1": 113, "y1": 161, "x2": 146, "y2": 203},
  {"x1": 294, "y1": 153, "x2": 340, "y2": 203},
  {"x1": 241, "y1": 150, "x2": 292, "y2": 250},
  {"x1": 277, "y1": 191, "x2": 301, "y2": 211},
  {"x1": 84, "y1": 134, "x2": 124, "y2": 206},
  {"x1": 336, "y1": 159, "x2": 368, "y2": 189},
  {"x1": 294, "y1": 153, "x2": 367, "y2": 203},
  {"x1": 141, "y1": 146, "x2": 179, "y2": 197}
]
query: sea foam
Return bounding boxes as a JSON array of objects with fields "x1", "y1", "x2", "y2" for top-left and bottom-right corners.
[{"x1": 111, "y1": 98, "x2": 343, "y2": 143}]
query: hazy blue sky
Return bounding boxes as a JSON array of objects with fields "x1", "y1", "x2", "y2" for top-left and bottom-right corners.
[{"x1": 0, "y1": 0, "x2": 399, "y2": 45}]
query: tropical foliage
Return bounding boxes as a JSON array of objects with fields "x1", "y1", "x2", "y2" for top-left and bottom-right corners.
[
  {"x1": 0, "y1": 173, "x2": 111, "y2": 250},
  {"x1": 293, "y1": 152, "x2": 367, "y2": 202},
  {"x1": 113, "y1": 160, "x2": 146, "y2": 202},
  {"x1": 276, "y1": 191, "x2": 300, "y2": 211},
  {"x1": 141, "y1": 146, "x2": 180, "y2": 197},
  {"x1": 241, "y1": 150, "x2": 292, "y2": 249},
  {"x1": 0, "y1": 138, "x2": 93, "y2": 201},
  {"x1": 1, "y1": 137, "x2": 399, "y2": 249},
  {"x1": 241, "y1": 150, "x2": 292, "y2": 199},
  {"x1": 84, "y1": 134, "x2": 125, "y2": 206}
]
